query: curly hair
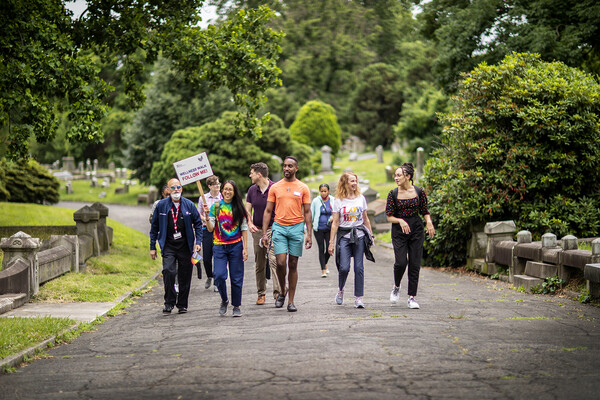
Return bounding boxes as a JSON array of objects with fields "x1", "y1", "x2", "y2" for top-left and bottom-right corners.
[
  {"x1": 398, "y1": 163, "x2": 415, "y2": 184},
  {"x1": 335, "y1": 172, "x2": 361, "y2": 199}
]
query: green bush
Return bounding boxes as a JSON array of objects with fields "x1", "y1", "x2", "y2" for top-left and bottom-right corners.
[
  {"x1": 423, "y1": 53, "x2": 600, "y2": 267},
  {"x1": 0, "y1": 159, "x2": 60, "y2": 204},
  {"x1": 290, "y1": 100, "x2": 342, "y2": 155}
]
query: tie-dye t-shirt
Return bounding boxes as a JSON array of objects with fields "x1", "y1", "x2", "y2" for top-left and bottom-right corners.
[{"x1": 208, "y1": 200, "x2": 248, "y2": 245}]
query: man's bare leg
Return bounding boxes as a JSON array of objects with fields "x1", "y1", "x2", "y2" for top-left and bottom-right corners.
[
  {"x1": 287, "y1": 255, "x2": 299, "y2": 304},
  {"x1": 276, "y1": 253, "x2": 287, "y2": 296}
]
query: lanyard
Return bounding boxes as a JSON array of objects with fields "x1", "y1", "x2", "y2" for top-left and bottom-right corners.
[{"x1": 171, "y1": 203, "x2": 180, "y2": 231}]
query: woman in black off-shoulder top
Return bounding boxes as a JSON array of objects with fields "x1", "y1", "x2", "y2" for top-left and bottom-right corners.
[{"x1": 385, "y1": 163, "x2": 435, "y2": 309}]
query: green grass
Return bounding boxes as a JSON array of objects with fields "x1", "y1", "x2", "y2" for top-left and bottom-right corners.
[
  {"x1": 0, "y1": 316, "x2": 75, "y2": 359},
  {"x1": 306, "y1": 150, "x2": 398, "y2": 199},
  {"x1": 59, "y1": 178, "x2": 149, "y2": 205}
]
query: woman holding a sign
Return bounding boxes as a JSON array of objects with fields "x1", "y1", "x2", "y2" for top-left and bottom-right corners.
[{"x1": 204, "y1": 180, "x2": 249, "y2": 317}]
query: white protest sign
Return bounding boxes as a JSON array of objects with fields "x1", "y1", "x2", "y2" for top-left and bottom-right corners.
[{"x1": 173, "y1": 152, "x2": 213, "y2": 185}]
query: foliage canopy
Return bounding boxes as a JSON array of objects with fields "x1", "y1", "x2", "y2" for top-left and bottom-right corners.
[
  {"x1": 290, "y1": 100, "x2": 342, "y2": 156},
  {"x1": 423, "y1": 53, "x2": 600, "y2": 267}
]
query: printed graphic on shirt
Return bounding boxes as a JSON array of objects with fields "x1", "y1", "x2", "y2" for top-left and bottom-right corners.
[
  {"x1": 333, "y1": 196, "x2": 368, "y2": 229},
  {"x1": 209, "y1": 201, "x2": 242, "y2": 245}
]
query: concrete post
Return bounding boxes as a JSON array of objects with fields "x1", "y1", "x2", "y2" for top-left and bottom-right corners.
[
  {"x1": 542, "y1": 233, "x2": 557, "y2": 248},
  {"x1": 73, "y1": 206, "x2": 101, "y2": 257},
  {"x1": 516, "y1": 231, "x2": 532, "y2": 243},
  {"x1": 561, "y1": 235, "x2": 578, "y2": 250},
  {"x1": 375, "y1": 145, "x2": 383, "y2": 163},
  {"x1": 90, "y1": 202, "x2": 110, "y2": 253},
  {"x1": 0, "y1": 232, "x2": 41, "y2": 296},
  {"x1": 271, "y1": 155, "x2": 282, "y2": 182}
]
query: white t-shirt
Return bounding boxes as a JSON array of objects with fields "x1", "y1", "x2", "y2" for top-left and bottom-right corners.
[{"x1": 332, "y1": 195, "x2": 368, "y2": 238}]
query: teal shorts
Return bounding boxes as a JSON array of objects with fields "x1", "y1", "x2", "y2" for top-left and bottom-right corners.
[{"x1": 272, "y1": 222, "x2": 305, "y2": 257}]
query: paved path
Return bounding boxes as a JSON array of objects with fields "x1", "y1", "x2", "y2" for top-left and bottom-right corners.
[{"x1": 1, "y1": 203, "x2": 600, "y2": 398}]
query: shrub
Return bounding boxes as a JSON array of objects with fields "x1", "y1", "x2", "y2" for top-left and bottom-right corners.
[
  {"x1": 423, "y1": 53, "x2": 600, "y2": 267},
  {"x1": 0, "y1": 159, "x2": 60, "y2": 204},
  {"x1": 290, "y1": 100, "x2": 342, "y2": 155}
]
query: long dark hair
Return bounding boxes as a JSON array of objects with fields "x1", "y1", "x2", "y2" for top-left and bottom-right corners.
[{"x1": 222, "y1": 180, "x2": 248, "y2": 227}]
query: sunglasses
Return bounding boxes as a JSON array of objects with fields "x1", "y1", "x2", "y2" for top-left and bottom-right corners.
[{"x1": 170, "y1": 185, "x2": 182, "y2": 190}]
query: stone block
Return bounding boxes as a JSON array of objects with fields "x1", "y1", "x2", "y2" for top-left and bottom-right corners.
[
  {"x1": 0, "y1": 258, "x2": 29, "y2": 298},
  {"x1": 514, "y1": 242, "x2": 542, "y2": 260},
  {"x1": 38, "y1": 246, "x2": 72, "y2": 284},
  {"x1": 513, "y1": 275, "x2": 544, "y2": 291},
  {"x1": 541, "y1": 233, "x2": 557, "y2": 248},
  {"x1": 468, "y1": 225, "x2": 487, "y2": 259},
  {"x1": 561, "y1": 235, "x2": 578, "y2": 250},
  {"x1": 584, "y1": 264, "x2": 600, "y2": 283},
  {"x1": 560, "y1": 250, "x2": 594, "y2": 270},
  {"x1": 493, "y1": 241, "x2": 516, "y2": 266},
  {"x1": 525, "y1": 261, "x2": 558, "y2": 279},
  {"x1": 470, "y1": 258, "x2": 485, "y2": 273},
  {"x1": 541, "y1": 247, "x2": 561, "y2": 264},
  {"x1": 511, "y1": 257, "x2": 527, "y2": 283},
  {"x1": 484, "y1": 220, "x2": 517, "y2": 235}
]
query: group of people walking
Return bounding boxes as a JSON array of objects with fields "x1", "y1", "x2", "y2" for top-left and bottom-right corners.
[{"x1": 149, "y1": 158, "x2": 435, "y2": 317}]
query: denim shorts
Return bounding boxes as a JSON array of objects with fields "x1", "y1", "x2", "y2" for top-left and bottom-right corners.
[{"x1": 272, "y1": 222, "x2": 305, "y2": 257}]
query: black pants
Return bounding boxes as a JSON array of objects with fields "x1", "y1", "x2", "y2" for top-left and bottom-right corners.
[
  {"x1": 201, "y1": 229, "x2": 214, "y2": 279},
  {"x1": 391, "y1": 215, "x2": 424, "y2": 296},
  {"x1": 162, "y1": 247, "x2": 193, "y2": 309},
  {"x1": 314, "y1": 229, "x2": 331, "y2": 270}
]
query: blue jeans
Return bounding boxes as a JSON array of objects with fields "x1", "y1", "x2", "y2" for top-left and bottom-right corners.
[
  {"x1": 338, "y1": 236, "x2": 365, "y2": 297},
  {"x1": 213, "y1": 241, "x2": 245, "y2": 307}
]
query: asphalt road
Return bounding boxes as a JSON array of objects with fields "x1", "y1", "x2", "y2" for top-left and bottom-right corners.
[{"x1": 2, "y1": 202, "x2": 599, "y2": 399}]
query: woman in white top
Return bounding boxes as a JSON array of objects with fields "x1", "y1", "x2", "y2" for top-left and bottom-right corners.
[{"x1": 328, "y1": 172, "x2": 373, "y2": 308}]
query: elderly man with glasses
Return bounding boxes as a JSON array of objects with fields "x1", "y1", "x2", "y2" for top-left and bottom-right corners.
[{"x1": 150, "y1": 178, "x2": 203, "y2": 314}]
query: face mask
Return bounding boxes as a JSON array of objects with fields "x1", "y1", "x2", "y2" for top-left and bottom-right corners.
[{"x1": 171, "y1": 192, "x2": 181, "y2": 201}]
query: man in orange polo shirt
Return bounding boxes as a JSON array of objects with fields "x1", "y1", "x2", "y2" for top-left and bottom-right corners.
[{"x1": 262, "y1": 156, "x2": 312, "y2": 312}]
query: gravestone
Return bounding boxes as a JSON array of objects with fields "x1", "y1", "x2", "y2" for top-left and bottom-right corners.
[
  {"x1": 271, "y1": 155, "x2": 282, "y2": 182},
  {"x1": 77, "y1": 161, "x2": 84, "y2": 173},
  {"x1": 108, "y1": 161, "x2": 115, "y2": 171},
  {"x1": 62, "y1": 156, "x2": 75, "y2": 172},
  {"x1": 90, "y1": 177, "x2": 98, "y2": 187},
  {"x1": 416, "y1": 147, "x2": 424, "y2": 183},
  {"x1": 376, "y1": 145, "x2": 383, "y2": 163},
  {"x1": 321, "y1": 145, "x2": 332, "y2": 172},
  {"x1": 66, "y1": 181, "x2": 74, "y2": 194},
  {"x1": 86, "y1": 158, "x2": 92, "y2": 171},
  {"x1": 93, "y1": 159, "x2": 98, "y2": 172}
]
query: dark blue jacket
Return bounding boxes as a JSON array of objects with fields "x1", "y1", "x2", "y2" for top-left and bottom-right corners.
[{"x1": 150, "y1": 196, "x2": 203, "y2": 254}]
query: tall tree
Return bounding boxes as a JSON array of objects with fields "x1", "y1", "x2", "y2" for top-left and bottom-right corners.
[
  {"x1": 0, "y1": 1, "x2": 282, "y2": 161},
  {"x1": 417, "y1": 0, "x2": 600, "y2": 91}
]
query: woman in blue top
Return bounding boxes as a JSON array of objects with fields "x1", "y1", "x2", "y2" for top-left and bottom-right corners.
[{"x1": 311, "y1": 183, "x2": 334, "y2": 278}]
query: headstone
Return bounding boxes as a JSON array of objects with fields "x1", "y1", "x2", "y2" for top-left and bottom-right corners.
[
  {"x1": 385, "y1": 165, "x2": 394, "y2": 182},
  {"x1": 52, "y1": 160, "x2": 60, "y2": 170},
  {"x1": 349, "y1": 152, "x2": 358, "y2": 161},
  {"x1": 122, "y1": 168, "x2": 128, "y2": 178},
  {"x1": 321, "y1": 145, "x2": 332, "y2": 172},
  {"x1": 101, "y1": 177, "x2": 110, "y2": 188},
  {"x1": 77, "y1": 161, "x2": 84, "y2": 173},
  {"x1": 416, "y1": 147, "x2": 425, "y2": 183},
  {"x1": 90, "y1": 176, "x2": 98, "y2": 187},
  {"x1": 62, "y1": 156, "x2": 75, "y2": 172},
  {"x1": 86, "y1": 158, "x2": 92, "y2": 171},
  {"x1": 93, "y1": 159, "x2": 98, "y2": 172},
  {"x1": 391, "y1": 141, "x2": 400, "y2": 153},
  {"x1": 66, "y1": 181, "x2": 74, "y2": 194},
  {"x1": 271, "y1": 155, "x2": 282, "y2": 182},
  {"x1": 115, "y1": 168, "x2": 121, "y2": 178},
  {"x1": 376, "y1": 145, "x2": 383, "y2": 163},
  {"x1": 108, "y1": 161, "x2": 115, "y2": 171},
  {"x1": 362, "y1": 186, "x2": 379, "y2": 203}
]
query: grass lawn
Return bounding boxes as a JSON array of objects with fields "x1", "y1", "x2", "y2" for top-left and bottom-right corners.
[
  {"x1": 305, "y1": 150, "x2": 398, "y2": 200},
  {"x1": 59, "y1": 178, "x2": 149, "y2": 205},
  {"x1": 0, "y1": 202, "x2": 158, "y2": 363}
]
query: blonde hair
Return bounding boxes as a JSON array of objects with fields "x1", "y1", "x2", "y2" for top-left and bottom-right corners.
[{"x1": 335, "y1": 172, "x2": 361, "y2": 199}]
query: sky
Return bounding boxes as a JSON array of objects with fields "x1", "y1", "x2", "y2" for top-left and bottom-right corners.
[{"x1": 64, "y1": 0, "x2": 218, "y2": 28}]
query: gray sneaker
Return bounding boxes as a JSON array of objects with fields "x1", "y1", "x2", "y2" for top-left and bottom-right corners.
[
  {"x1": 232, "y1": 306, "x2": 242, "y2": 317},
  {"x1": 335, "y1": 290, "x2": 344, "y2": 305},
  {"x1": 390, "y1": 286, "x2": 400, "y2": 303},
  {"x1": 219, "y1": 300, "x2": 229, "y2": 315},
  {"x1": 355, "y1": 297, "x2": 365, "y2": 308},
  {"x1": 205, "y1": 277, "x2": 212, "y2": 289},
  {"x1": 408, "y1": 296, "x2": 420, "y2": 309}
]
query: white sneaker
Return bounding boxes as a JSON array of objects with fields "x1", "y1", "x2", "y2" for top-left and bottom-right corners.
[
  {"x1": 214, "y1": 285, "x2": 219, "y2": 292},
  {"x1": 408, "y1": 296, "x2": 420, "y2": 309},
  {"x1": 390, "y1": 286, "x2": 400, "y2": 303},
  {"x1": 174, "y1": 283, "x2": 179, "y2": 293},
  {"x1": 355, "y1": 297, "x2": 365, "y2": 308},
  {"x1": 335, "y1": 290, "x2": 344, "y2": 305}
]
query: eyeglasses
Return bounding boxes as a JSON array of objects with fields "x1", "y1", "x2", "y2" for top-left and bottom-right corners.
[
  {"x1": 211, "y1": 182, "x2": 221, "y2": 186},
  {"x1": 170, "y1": 185, "x2": 182, "y2": 190}
]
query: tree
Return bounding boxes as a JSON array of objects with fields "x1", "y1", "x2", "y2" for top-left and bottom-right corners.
[
  {"x1": 423, "y1": 53, "x2": 600, "y2": 267},
  {"x1": 125, "y1": 58, "x2": 237, "y2": 183},
  {"x1": 350, "y1": 63, "x2": 405, "y2": 148},
  {"x1": 289, "y1": 100, "x2": 342, "y2": 156},
  {"x1": 1, "y1": 1, "x2": 282, "y2": 161},
  {"x1": 417, "y1": 0, "x2": 600, "y2": 92},
  {"x1": 149, "y1": 112, "x2": 310, "y2": 192},
  {"x1": 394, "y1": 84, "x2": 448, "y2": 157}
]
